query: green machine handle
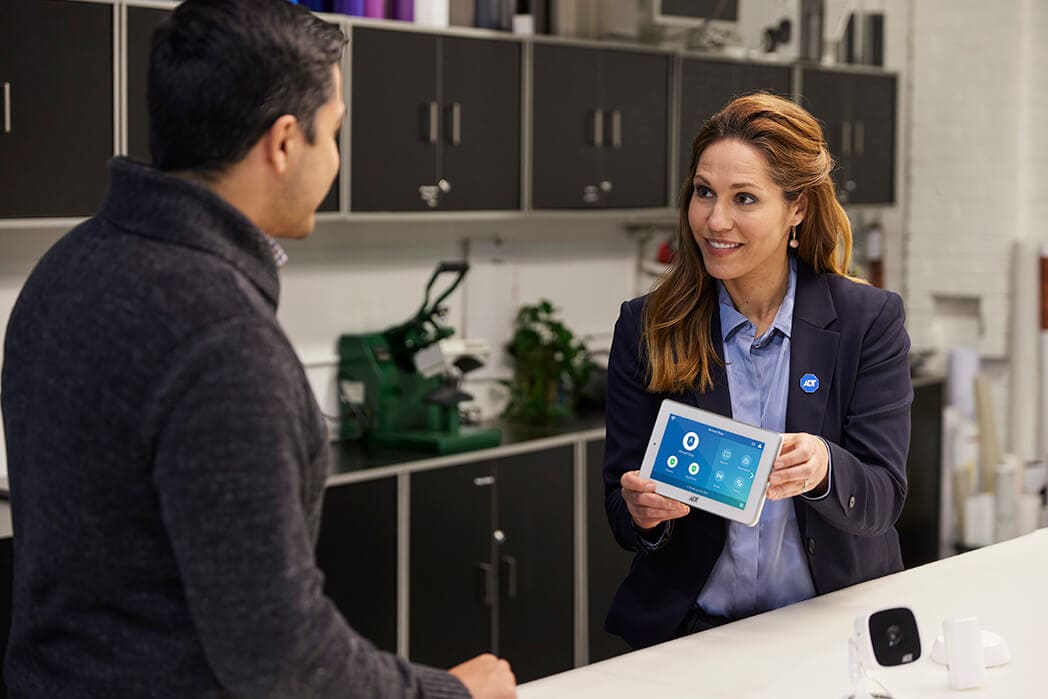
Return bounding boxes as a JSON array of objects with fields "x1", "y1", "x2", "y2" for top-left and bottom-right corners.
[{"x1": 414, "y1": 260, "x2": 469, "y2": 323}]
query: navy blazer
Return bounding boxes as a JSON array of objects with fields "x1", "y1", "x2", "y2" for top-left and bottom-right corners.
[{"x1": 603, "y1": 260, "x2": 913, "y2": 649}]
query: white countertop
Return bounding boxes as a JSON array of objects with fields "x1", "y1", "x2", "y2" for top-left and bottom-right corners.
[{"x1": 520, "y1": 528, "x2": 1047, "y2": 699}]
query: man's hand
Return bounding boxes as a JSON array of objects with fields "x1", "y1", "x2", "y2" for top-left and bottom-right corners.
[{"x1": 449, "y1": 653, "x2": 517, "y2": 699}]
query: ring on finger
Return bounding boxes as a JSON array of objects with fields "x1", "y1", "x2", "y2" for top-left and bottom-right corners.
[{"x1": 802, "y1": 478, "x2": 809, "y2": 491}]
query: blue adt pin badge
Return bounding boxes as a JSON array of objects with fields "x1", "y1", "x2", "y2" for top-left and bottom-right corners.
[{"x1": 800, "y1": 373, "x2": 820, "y2": 394}]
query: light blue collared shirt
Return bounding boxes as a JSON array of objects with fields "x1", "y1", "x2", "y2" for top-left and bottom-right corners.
[{"x1": 696, "y1": 258, "x2": 822, "y2": 619}]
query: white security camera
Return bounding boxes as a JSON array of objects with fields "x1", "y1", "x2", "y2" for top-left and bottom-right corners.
[
  {"x1": 854, "y1": 607, "x2": 922, "y2": 666},
  {"x1": 848, "y1": 607, "x2": 922, "y2": 699}
]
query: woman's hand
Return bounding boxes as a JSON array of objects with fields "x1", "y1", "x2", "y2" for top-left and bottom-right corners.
[
  {"x1": 767, "y1": 432, "x2": 829, "y2": 499},
  {"x1": 620, "y1": 470, "x2": 691, "y2": 531}
]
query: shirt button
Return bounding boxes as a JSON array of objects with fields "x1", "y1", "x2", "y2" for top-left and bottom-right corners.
[
  {"x1": 806, "y1": 537, "x2": 815, "y2": 555},
  {"x1": 849, "y1": 496, "x2": 856, "y2": 509}
]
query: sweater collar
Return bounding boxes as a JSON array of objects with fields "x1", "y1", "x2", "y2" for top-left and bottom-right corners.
[{"x1": 99, "y1": 157, "x2": 281, "y2": 308}]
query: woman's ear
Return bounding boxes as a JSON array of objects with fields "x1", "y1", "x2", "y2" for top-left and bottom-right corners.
[{"x1": 791, "y1": 192, "x2": 808, "y2": 227}]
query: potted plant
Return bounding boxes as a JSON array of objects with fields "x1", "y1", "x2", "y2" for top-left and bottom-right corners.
[{"x1": 502, "y1": 299, "x2": 595, "y2": 425}]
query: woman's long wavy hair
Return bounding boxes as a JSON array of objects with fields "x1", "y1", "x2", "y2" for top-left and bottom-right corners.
[{"x1": 644, "y1": 92, "x2": 856, "y2": 394}]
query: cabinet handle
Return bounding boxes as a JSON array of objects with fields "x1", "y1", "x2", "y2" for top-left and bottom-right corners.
[
  {"x1": 2, "y1": 82, "x2": 10, "y2": 134},
  {"x1": 425, "y1": 101, "x2": 439, "y2": 144},
  {"x1": 477, "y1": 562, "x2": 493, "y2": 606},
  {"x1": 841, "y1": 121, "x2": 852, "y2": 156},
  {"x1": 448, "y1": 102, "x2": 461, "y2": 145},
  {"x1": 854, "y1": 121, "x2": 864, "y2": 155},
  {"x1": 591, "y1": 109, "x2": 604, "y2": 147},
  {"x1": 610, "y1": 109, "x2": 621, "y2": 149},
  {"x1": 500, "y1": 555, "x2": 518, "y2": 599},
  {"x1": 473, "y1": 475, "x2": 495, "y2": 487}
]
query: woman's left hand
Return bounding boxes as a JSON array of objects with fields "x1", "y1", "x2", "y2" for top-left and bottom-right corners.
[{"x1": 766, "y1": 432, "x2": 829, "y2": 500}]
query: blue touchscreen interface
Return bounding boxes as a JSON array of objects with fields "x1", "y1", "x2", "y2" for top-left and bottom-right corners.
[{"x1": 651, "y1": 413, "x2": 767, "y2": 510}]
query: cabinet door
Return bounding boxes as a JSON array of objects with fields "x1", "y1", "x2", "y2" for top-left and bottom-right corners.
[
  {"x1": 494, "y1": 446, "x2": 574, "y2": 683},
  {"x1": 315, "y1": 477, "x2": 398, "y2": 653},
  {"x1": 679, "y1": 59, "x2": 741, "y2": 182},
  {"x1": 440, "y1": 37, "x2": 521, "y2": 211},
  {"x1": 126, "y1": 6, "x2": 170, "y2": 165},
  {"x1": 531, "y1": 44, "x2": 602, "y2": 209},
  {"x1": 848, "y1": 72, "x2": 896, "y2": 204},
  {"x1": 409, "y1": 462, "x2": 494, "y2": 668},
  {"x1": 800, "y1": 68, "x2": 852, "y2": 201},
  {"x1": 585, "y1": 440, "x2": 634, "y2": 663},
  {"x1": 600, "y1": 49, "x2": 670, "y2": 208},
  {"x1": 0, "y1": 0, "x2": 113, "y2": 218},
  {"x1": 350, "y1": 28, "x2": 438, "y2": 212}
]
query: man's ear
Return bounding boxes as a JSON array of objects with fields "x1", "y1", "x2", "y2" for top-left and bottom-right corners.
[{"x1": 262, "y1": 114, "x2": 299, "y2": 175}]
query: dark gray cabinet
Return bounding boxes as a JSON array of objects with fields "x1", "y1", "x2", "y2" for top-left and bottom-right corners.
[
  {"x1": 126, "y1": 5, "x2": 339, "y2": 212},
  {"x1": 585, "y1": 439, "x2": 634, "y2": 663},
  {"x1": 350, "y1": 27, "x2": 520, "y2": 212},
  {"x1": 678, "y1": 58, "x2": 792, "y2": 183},
  {"x1": 0, "y1": 0, "x2": 113, "y2": 218},
  {"x1": 532, "y1": 44, "x2": 670, "y2": 209},
  {"x1": 315, "y1": 476, "x2": 399, "y2": 653},
  {"x1": 800, "y1": 67, "x2": 896, "y2": 204},
  {"x1": 126, "y1": 6, "x2": 169, "y2": 165},
  {"x1": 409, "y1": 447, "x2": 574, "y2": 683}
]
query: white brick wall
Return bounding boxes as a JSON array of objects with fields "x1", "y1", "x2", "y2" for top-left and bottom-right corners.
[
  {"x1": 906, "y1": 0, "x2": 1025, "y2": 359},
  {"x1": 905, "y1": 0, "x2": 1048, "y2": 457}
]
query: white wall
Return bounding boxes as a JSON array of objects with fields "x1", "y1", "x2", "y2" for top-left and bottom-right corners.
[{"x1": 903, "y1": 0, "x2": 1048, "y2": 459}]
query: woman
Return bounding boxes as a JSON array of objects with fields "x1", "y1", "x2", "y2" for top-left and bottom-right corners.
[{"x1": 603, "y1": 93, "x2": 912, "y2": 650}]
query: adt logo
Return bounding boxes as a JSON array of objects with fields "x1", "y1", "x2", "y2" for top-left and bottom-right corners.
[{"x1": 800, "y1": 373, "x2": 820, "y2": 394}]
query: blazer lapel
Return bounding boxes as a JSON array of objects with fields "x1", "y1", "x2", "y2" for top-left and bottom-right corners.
[
  {"x1": 786, "y1": 263, "x2": 839, "y2": 435},
  {"x1": 787, "y1": 262, "x2": 839, "y2": 536}
]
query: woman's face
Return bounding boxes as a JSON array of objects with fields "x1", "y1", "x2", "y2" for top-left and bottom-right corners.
[{"x1": 688, "y1": 138, "x2": 803, "y2": 286}]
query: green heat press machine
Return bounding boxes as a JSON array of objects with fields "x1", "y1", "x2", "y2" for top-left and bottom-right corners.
[{"x1": 337, "y1": 261, "x2": 501, "y2": 454}]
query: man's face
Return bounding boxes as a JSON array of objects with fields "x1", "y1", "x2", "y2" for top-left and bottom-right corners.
[{"x1": 276, "y1": 64, "x2": 345, "y2": 239}]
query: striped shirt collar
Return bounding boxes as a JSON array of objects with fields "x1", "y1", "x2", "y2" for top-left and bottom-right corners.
[{"x1": 263, "y1": 235, "x2": 288, "y2": 269}]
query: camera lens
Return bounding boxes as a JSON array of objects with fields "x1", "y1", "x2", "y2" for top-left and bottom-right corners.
[{"x1": 886, "y1": 624, "x2": 903, "y2": 647}]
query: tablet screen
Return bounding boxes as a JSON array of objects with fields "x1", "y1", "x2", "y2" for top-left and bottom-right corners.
[{"x1": 650, "y1": 413, "x2": 769, "y2": 511}]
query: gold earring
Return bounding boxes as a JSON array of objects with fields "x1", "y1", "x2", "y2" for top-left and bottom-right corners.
[{"x1": 789, "y1": 225, "x2": 799, "y2": 249}]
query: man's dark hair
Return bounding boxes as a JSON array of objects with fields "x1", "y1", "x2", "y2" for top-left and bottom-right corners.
[{"x1": 148, "y1": 0, "x2": 347, "y2": 175}]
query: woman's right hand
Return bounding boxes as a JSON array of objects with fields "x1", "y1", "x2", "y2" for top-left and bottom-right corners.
[{"x1": 620, "y1": 470, "x2": 691, "y2": 531}]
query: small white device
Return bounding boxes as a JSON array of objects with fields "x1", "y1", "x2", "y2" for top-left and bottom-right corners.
[
  {"x1": 638, "y1": 399, "x2": 782, "y2": 526},
  {"x1": 847, "y1": 607, "x2": 922, "y2": 699},
  {"x1": 940, "y1": 617, "x2": 985, "y2": 689},
  {"x1": 930, "y1": 628, "x2": 1010, "y2": 668}
]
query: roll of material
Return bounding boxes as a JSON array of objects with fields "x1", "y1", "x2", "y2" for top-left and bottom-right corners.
[
  {"x1": 364, "y1": 0, "x2": 387, "y2": 18},
  {"x1": 391, "y1": 0, "x2": 413, "y2": 21},
  {"x1": 963, "y1": 493, "x2": 995, "y2": 549},
  {"x1": 332, "y1": 0, "x2": 365, "y2": 14},
  {"x1": 1017, "y1": 494, "x2": 1042, "y2": 536},
  {"x1": 947, "y1": 346, "x2": 979, "y2": 421},
  {"x1": 1041, "y1": 249, "x2": 1048, "y2": 458},
  {"x1": 994, "y1": 462, "x2": 1018, "y2": 542},
  {"x1": 1010, "y1": 240, "x2": 1039, "y2": 461},
  {"x1": 974, "y1": 374, "x2": 1001, "y2": 493},
  {"x1": 415, "y1": 0, "x2": 449, "y2": 25}
]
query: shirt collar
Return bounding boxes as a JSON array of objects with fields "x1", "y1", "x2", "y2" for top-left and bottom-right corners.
[
  {"x1": 263, "y1": 235, "x2": 288, "y2": 269},
  {"x1": 717, "y1": 256, "x2": 797, "y2": 342}
]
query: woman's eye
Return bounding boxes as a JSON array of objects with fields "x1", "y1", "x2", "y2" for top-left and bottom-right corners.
[
  {"x1": 736, "y1": 192, "x2": 757, "y2": 205},
  {"x1": 694, "y1": 185, "x2": 713, "y2": 198}
]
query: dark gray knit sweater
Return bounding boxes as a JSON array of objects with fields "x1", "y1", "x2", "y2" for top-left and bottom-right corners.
[{"x1": 1, "y1": 158, "x2": 469, "y2": 698}]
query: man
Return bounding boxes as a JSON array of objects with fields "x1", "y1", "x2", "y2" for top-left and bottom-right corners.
[{"x1": 0, "y1": 1, "x2": 515, "y2": 696}]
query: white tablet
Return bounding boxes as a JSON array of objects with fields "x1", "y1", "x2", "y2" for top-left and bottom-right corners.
[{"x1": 638, "y1": 399, "x2": 783, "y2": 526}]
